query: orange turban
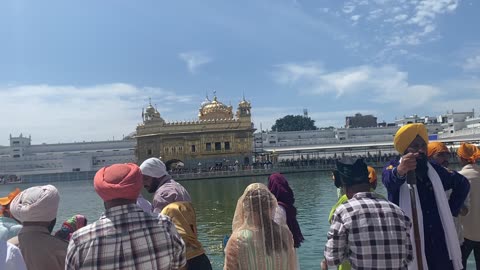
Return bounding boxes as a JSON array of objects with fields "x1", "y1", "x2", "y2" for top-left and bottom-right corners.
[
  {"x1": 0, "y1": 188, "x2": 21, "y2": 216},
  {"x1": 457, "y1": 143, "x2": 480, "y2": 163},
  {"x1": 367, "y1": 166, "x2": 377, "y2": 184},
  {"x1": 427, "y1": 142, "x2": 449, "y2": 158},
  {"x1": 368, "y1": 166, "x2": 377, "y2": 184},
  {"x1": 94, "y1": 163, "x2": 143, "y2": 201},
  {"x1": 0, "y1": 188, "x2": 21, "y2": 206},
  {"x1": 394, "y1": 123, "x2": 429, "y2": 154}
]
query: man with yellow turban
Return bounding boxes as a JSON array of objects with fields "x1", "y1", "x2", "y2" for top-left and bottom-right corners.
[
  {"x1": 383, "y1": 123, "x2": 470, "y2": 270},
  {"x1": 456, "y1": 143, "x2": 480, "y2": 269}
]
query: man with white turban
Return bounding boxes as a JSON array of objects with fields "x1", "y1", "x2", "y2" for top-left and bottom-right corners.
[
  {"x1": 382, "y1": 123, "x2": 470, "y2": 270},
  {"x1": 66, "y1": 163, "x2": 187, "y2": 270},
  {"x1": 139, "y1": 158, "x2": 191, "y2": 213},
  {"x1": 9, "y1": 185, "x2": 67, "y2": 270}
]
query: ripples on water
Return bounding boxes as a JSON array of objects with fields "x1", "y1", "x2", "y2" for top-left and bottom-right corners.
[{"x1": 5, "y1": 171, "x2": 475, "y2": 269}]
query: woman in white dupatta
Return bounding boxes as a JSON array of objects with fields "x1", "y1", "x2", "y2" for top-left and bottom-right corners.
[{"x1": 224, "y1": 183, "x2": 297, "y2": 270}]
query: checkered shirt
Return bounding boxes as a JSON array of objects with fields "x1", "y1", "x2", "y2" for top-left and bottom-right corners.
[
  {"x1": 65, "y1": 204, "x2": 186, "y2": 270},
  {"x1": 325, "y1": 192, "x2": 413, "y2": 270}
]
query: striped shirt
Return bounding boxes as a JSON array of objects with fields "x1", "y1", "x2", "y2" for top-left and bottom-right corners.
[
  {"x1": 325, "y1": 192, "x2": 413, "y2": 270},
  {"x1": 65, "y1": 204, "x2": 186, "y2": 270}
]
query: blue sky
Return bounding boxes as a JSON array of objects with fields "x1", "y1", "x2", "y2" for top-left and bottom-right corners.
[{"x1": 0, "y1": 0, "x2": 479, "y2": 145}]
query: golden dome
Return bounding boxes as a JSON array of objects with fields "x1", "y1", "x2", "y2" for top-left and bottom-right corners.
[
  {"x1": 239, "y1": 99, "x2": 251, "y2": 108},
  {"x1": 146, "y1": 104, "x2": 156, "y2": 113},
  {"x1": 199, "y1": 94, "x2": 233, "y2": 120}
]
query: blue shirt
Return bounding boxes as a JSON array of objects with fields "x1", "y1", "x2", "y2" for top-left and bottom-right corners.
[
  {"x1": 0, "y1": 217, "x2": 22, "y2": 242},
  {"x1": 382, "y1": 160, "x2": 470, "y2": 270}
]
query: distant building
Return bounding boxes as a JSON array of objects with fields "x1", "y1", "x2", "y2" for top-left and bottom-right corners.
[
  {"x1": 440, "y1": 110, "x2": 475, "y2": 134},
  {"x1": 254, "y1": 110, "x2": 477, "y2": 152},
  {"x1": 345, "y1": 113, "x2": 377, "y2": 128},
  {"x1": 377, "y1": 121, "x2": 396, "y2": 127},
  {"x1": 438, "y1": 109, "x2": 480, "y2": 139},
  {"x1": 135, "y1": 94, "x2": 255, "y2": 168},
  {"x1": 254, "y1": 126, "x2": 398, "y2": 149},
  {"x1": 0, "y1": 134, "x2": 136, "y2": 180},
  {"x1": 395, "y1": 114, "x2": 424, "y2": 126},
  {"x1": 395, "y1": 114, "x2": 443, "y2": 134}
]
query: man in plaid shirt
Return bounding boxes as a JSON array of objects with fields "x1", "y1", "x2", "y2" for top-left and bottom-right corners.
[
  {"x1": 66, "y1": 163, "x2": 186, "y2": 270},
  {"x1": 322, "y1": 158, "x2": 413, "y2": 270}
]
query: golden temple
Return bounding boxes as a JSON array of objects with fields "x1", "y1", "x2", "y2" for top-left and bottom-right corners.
[{"x1": 135, "y1": 93, "x2": 255, "y2": 169}]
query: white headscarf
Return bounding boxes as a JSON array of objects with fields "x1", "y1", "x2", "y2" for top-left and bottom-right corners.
[
  {"x1": 9, "y1": 185, "x2": 59, "y2": 223},
  {"x1": 140, "y1": 158, "x2": 168, "y2": 178},
  {"x1": 224, "y1": 183, "x2": 297, "y2": 270}
]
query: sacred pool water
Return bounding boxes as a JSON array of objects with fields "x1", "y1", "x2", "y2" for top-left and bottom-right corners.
[{"x1": 8, "y1": 171, "x2": 475, "y2": 269}]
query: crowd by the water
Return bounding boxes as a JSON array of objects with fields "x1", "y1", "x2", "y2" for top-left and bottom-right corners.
[
  {"x1": 166, "y1": 153, "x2": 405, "y2": 174},
  {"x1": 1, "y1": 123, "x2": 480, "y2": 270}
]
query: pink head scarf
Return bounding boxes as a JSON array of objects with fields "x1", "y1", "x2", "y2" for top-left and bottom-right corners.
[{"x1": 94, "y1": 163, "x2": 143, "y2": 201}]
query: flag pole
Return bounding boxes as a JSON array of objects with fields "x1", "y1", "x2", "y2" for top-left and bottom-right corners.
[{"x1": 407, "y1": 170, "x2": 424, "y2": 270}]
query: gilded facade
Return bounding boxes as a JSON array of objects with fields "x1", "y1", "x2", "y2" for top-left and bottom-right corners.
[{"x1": 136, "y1": 94, "x2": 255, "y2": 169}]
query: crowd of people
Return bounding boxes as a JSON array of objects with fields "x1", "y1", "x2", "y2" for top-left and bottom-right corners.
[{"x1": 0, "y1": 123, "x2": 479, "y2": 270}]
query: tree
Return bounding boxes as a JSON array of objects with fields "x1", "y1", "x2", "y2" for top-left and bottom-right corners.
[{"x1": 271, "y1": 115, "x2": 317, "y2": 132}]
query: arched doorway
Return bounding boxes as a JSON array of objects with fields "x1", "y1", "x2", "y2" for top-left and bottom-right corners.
[{"x1": 164, "y1": 159, "x2": 185, "y2": 172}]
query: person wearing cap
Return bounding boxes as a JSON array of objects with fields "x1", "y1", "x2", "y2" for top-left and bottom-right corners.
[
  {"x1": 0, "y1": 188, "x2": 22, "y2": 242},
  {"x1": 139, "y1": 157, "x2": 192, "y2": 213},
  {"x1": 0, "y1": 240, "x2": 27, "y2": 270},
  {"x1": 328, "y1": 166, "x2": 382, "y2": 225},
  {"x1": 9, "y1": 185, "x2": 68, "y2": 270},
  {"x1": 383, "y1": 123, "x2": 470, "y2": 270},
  {"x1": 65, "y1": 163, "x2": 187, "y2": 270},
  {"x1": 322, "y1": 158, "x2": 412, "y2": 270},
  {"x1": 326, "y1": 166, "x2": 381, "y2": 270},
  {"x1": 456, "y1": 143, "x2": 480, "y2": 269}
]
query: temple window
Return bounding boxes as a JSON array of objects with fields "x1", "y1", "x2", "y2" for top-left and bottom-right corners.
[
  {"x1": 206, "y1": 143, "x2": 212, "y2": 151},
  {"x1": 225, "y1": 142, "x2": 231, "y2": 150},
  {"x1": 191, "y1": 145, "x2": 196, "y2": 152},
  {"x1": 215, "y1": 142, "x2": 221, "y2": 151}
]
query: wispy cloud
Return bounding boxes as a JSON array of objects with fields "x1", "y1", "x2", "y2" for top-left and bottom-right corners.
[
  {"x1": 0, "y1": 84, "x2": 195, "y2": 145},
  {"x1": 463, "y1": 55, "x2": 480, "y2": 71},
  {"x1": 338, "y1": 0, "x2": 459, "y2": 48},
  {"x1": 350, "y1": 14, "x2": 361, "y2": 25},
  {"x1": 408, "y1": 0, "x2": 459, "y2": 27},
  {"x1": 342, "y1": 4, "x2": 356, "y2": 14},
  {"x1": 273, "y1": 62, "x2": 440, "y2": 107},
  {"x1": 178, "y1": 51, "x2": 212, "y2": 73}
]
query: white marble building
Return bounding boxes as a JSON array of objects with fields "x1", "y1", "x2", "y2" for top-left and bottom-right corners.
[{"x1": 0, "y1": 134, "x2": 136, "y2": 176}]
